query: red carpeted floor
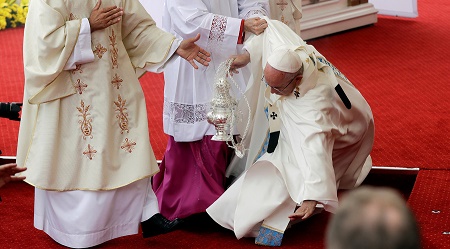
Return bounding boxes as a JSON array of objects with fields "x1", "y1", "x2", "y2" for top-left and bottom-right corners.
[{"x1": 0, "y1": 0, "x2": 449, "y2": 248}]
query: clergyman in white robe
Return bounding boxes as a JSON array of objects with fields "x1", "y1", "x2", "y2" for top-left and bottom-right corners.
[
  {"x1": 17, "y1": 0, "x2": 208, "y2": 247},
  {"x1": 152, "y1": 0, "x2": 270, "y2": 221},
  {"x1": 207, "y1": 19, "x2": 374, "y2": 246}
]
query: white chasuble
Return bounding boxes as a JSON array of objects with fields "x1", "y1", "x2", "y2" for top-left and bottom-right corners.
[
  {"x1": 162, "y1": 0, "x2": 269, "y2": 142},
  {"x1": 17, "y1": 0, "x2": 176, "y2": 191},
  {"x1": 210, "y1": 19, "x2": 374, "y2": 237}
]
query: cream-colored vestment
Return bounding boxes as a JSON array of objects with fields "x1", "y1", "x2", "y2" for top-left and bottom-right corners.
[
  {"x1": 18, "y1": 0, "x2": 174, "y2": 191},
  {"x1": 18, "y1": 0, "x2": 180, "y2": 247},
  {"x1": 207, "y1": 18, "x2": 374, "y2": 239},
  {"x1": 269, "y1": 0, "x2": 302, "y2": 35}
]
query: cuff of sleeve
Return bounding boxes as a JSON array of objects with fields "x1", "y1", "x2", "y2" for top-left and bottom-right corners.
[{"x1": 237, "y1": 19, "x2": 245, "y2": 44}]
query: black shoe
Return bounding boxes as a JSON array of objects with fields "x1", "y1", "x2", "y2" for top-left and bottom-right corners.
[{"x1": 141, "y1": 213, "x2": 182, "y2": 238}]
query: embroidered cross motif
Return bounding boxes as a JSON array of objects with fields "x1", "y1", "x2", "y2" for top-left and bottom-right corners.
[
  {"x1": 83, "y1": 144, "x2": 97, "y2": 160},
  {"x1": 111, "y1": 73, "x2": 123, "y2": 89},
  {"x1": 74, "y1": 79, "x2": 88, "y2": 94},
  {"x1": 276, "y1": 0, "x2": 288, "y2": 11},
  {"x1": 121, "y1": 138, "x2": 136, "y2": 153},
  {"x1": 270, "y1": 112, "x2": 277, "y2": 120},
  {"x1": 93, "y1": 44, "x2": 107, "y2": 59},
  {"x1": 294, "y1": 90, "x2": 300, "y2": 99}
]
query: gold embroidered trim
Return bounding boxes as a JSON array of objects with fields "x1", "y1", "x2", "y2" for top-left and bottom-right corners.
[
  {"x1": 114, "y1": 94, "x2": 129, "y2": 134},
  {"x1": 73, "y1": 78, "x2": 88, "y2": 94},
  {"x1": 111, "y1": 73, "x2": 123, "y2": 89},
  {"x1": 77, "y1": 100, "x2": 93, "y2": 140},
  {"x1": 24, "y1": 171, "x2": 159, "y2": 191},
  {"x1": 261, "y1": 224, "x2": 285, "y2": 234},
  {"x1": 109, "y1": 29, "x2": 119, "y2": 69},
  {"x1": 83, "y1": 144, "x2": 97, "y2": 160},
  {"x1": 71, "y1": 64, "x2": 83, "y2": 74},
  {"x1": 121, "y1": 138, "x2": 136, "y2": 153},
  {"x1": 93, "y1": 43, "x2": 107, "y2": 59}
]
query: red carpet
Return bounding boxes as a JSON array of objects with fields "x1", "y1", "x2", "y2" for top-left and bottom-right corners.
[
  {"x1": 407, "y1": 170, "x2": 450, "y2": 249},
  {"x1": 1, "y1": 0, "x2": 449, "y2": 248}
]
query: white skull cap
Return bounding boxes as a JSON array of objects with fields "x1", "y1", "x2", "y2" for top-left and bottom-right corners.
[{"x1": 267, "y1": 47, "x2": 302, "y2": 73}]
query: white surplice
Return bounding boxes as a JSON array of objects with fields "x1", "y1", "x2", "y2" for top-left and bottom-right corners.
[
  {"x1": 207, "y1": 18, "x2": 374, "y2": 238},
  {"x1": 162, "y1": 0, "x2": 269, "y2": 142}
]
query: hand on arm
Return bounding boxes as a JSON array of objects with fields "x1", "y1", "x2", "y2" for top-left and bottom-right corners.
[
  {"x1": 229, "y1": 50, "x2": 250, "y2": 76},
  {"x1": 288, "y1": 200, "x2": 318, "y2": 221},
  {"x1": 244, "y1": 17, "x2": 268, "y2": 35},
  {"x1": 0, "y1": 163, "x2": 26, "y2": 188},
  {"x1": 89, "y1": 0, "x2": 123, "y2": 33},
  {"x1": 176, "y1": 34, "x2": 211, "y2": 69}
]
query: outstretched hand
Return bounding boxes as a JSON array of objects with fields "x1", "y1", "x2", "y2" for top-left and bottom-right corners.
[
  {"x1": 288, "y1": 200, "x2": 318, "y2": 221},
  {"x1": 229, "y1": 51, "x2": 251, "y2": 76},
  {"x1": 89, "y1": 0, "x2": 123, "y2": 33},
  {"x1": 0, "y1": 163, "x2": 26, "y2": 188},
  {"x1": 176, "y1": 34, "x2": 211, "y2": 69}
]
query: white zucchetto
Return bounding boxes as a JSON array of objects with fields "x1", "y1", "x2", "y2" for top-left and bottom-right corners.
[{"x1": 266, "y1": 47, "x2": 302, "y2": 73}]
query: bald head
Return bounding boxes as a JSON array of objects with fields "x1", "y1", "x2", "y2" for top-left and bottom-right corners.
[{"x1": 326, "y1": 186, "x2": 421, "y2": 249}]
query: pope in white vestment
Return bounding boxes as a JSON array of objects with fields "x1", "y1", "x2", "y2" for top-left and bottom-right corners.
[
  {"x1": 207, "y1": 19, "x2": 374, "y2": 246},
  {"x1": 17, "y1": 0, "x2": 209, "y2": 247}
]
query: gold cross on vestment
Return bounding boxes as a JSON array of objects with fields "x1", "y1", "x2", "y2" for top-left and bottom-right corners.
[
  {"x1": 276, "y1": 0, "x2": 288, "y2": 11},
  {"x1": 74, "y1": 79, "x2": 87, "y2": 94},
  {"x1": 121, "y1": 138, "x2": 136, "y2": 153},
  {"x1": 83, "y1": 144, "x2": 97, "y2": 160}
]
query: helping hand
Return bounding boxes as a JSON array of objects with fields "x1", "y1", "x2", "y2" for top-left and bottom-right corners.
[
  {"x1": 244, "y1": 17, "x2": 268, "y2": 35},
  {"x1": 288, "y1": 200, "x2": 318, "y2": 221},
  {"x1": 89, "y1": 0, "x2": 123, "y2": 33},
  {"x1": 0, "y1": 163, "x2": 26, "y2": 188},
  {"x1": 176, "y1": 34, "x2": 211, "y2": 69},
  {"x1": 229, "y1": 51, "x2": 250, "y2": 76}
]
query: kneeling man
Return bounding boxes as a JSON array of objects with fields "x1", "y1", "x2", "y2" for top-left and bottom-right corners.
[{"x1": 207, "y1": 19, "x2": 374, "y2": 247}]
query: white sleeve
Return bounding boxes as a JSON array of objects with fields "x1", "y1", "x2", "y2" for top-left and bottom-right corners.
[
  {"x1": 64, "y1": 18, "x2": 95, "y2": 70},
  {"x1": 166, "y1": 0, "x2": 243, "y2": 56},
  {"x1": 238, "y1": 0, "x2": 270, "y2": 19}
]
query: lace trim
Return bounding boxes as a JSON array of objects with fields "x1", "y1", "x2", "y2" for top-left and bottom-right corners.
[
  {"x1": 164, "y1": 98, "x2": 209, "y2": 124},
  {"x1": 207, "y1": 15, "x2": 227, "y2": 54},
  {"x1": 244, "y1": 9, "x2": 268, "y2": 19}
]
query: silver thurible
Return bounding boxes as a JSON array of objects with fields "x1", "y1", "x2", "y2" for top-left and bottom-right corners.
[{"x1": 207, "y1": 77, "x2": 237, "y2": 141}]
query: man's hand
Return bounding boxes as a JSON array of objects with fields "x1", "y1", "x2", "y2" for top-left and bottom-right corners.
[
  {"x1": 89, "y1": 0, "x2": 123, "y2": 33},
  {"x1": 176, "y1": 34, "x2": 211, "y2": 69},
  {"x1": 288, "y1": 200, "x2": 318, "y2": 221},
  {"x1": 229, "y1": 51, "x2": 250, "y2": 75},
  {"x1": 244, "y1": 17, "x2": 268, "y2": 35},
  {"x1": 0, "y1": 163, "x2": 26, "y2": 188}
]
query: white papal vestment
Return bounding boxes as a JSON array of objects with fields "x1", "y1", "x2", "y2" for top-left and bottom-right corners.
[{"x1": 207, "y1": 18, "x2": 374, "y2": 239}]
